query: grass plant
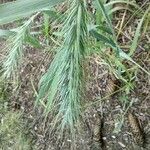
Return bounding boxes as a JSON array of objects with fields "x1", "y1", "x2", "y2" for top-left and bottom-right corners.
[{"x1": 0, "y1": 0, "x2": 149, "y2": 143}]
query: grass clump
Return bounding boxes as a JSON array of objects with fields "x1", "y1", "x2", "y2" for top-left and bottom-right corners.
[
  {"x1": 0, "y1": 111, "x2": 31, "y2": 150},
  {"x1": 0, "y1": 81, "x2": 32, "y2": 150}
]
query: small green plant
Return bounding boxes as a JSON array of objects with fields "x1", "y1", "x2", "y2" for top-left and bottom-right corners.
[
  {"x1": 0, "y1": 80, "x2": 31, "y2": 149},
  {"x1": 0, "y1": 111, "x2": 31, "y2": 150}
]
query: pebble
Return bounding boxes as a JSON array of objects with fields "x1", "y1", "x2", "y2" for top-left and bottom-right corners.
[
  {"x1": 103, "y1": 137, "x2": 107, "y2": 140},
  {"x1": 112, "y1": 135, "x2": 116, "y2": 139},
  {"x1": 118, "y1": 142, "x2": 126, "y2": 148}
]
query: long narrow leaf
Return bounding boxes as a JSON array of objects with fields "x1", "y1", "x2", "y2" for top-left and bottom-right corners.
[
  {"x1": 129, "y1": 6, "x2": 150, "y2": 56},
  {"x1": 0, "y1": 0, "x2": 64, "y2": 25},
  {"x1": 120, "y1": 50, "x2": 150, "y2": 76},
  {"x1": 90, "y1": 30, "x2": 116, "y2": 47},
  {"x1": 96, "y1": 0, "x2": 115, "y2": 36}
]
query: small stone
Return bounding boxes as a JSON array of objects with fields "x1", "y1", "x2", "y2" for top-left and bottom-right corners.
[
  {"x1": 112, "y1": 135, "x2": 116, "y2": 139},
  {"x1": 118, "y1": 142, "x2": 126, "y2": 148},
  {"x1": 67, "y1": 139, "x2": 72, "y2": 142},
  {"x1": 102, "y1": 137, "x2": 107, "y2": 140}
]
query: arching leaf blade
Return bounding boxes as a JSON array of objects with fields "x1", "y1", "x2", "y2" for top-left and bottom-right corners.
[{"x1": 0, "y1": 0, "x2": 64, "y2": 25}]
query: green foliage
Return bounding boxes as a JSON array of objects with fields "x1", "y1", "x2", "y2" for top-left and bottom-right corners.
[
  {"x1": 130, "y1": 5, "x2": 150, "y2": 56},
  {"x1": 0, "y1": 29, "x2": 16, "y2": 38},
  {"x1": 37, "y1": 0, "x2": 88, "y2": 135},
  {"x1": 2, "y1": 13, "x2": 38, "y2": 80},
  {"x1": 0, "y1": 0, "x2": 149, "y2": 142},
  {"x1": 0, "y1": 111, "x2": 31, "y2": 150},
  {"x1": 0, "y1": 80, "x2": 31, "y2": 150},
  {"x1": 0, "y1": 0, "x2": 65, "y2": 24}
]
